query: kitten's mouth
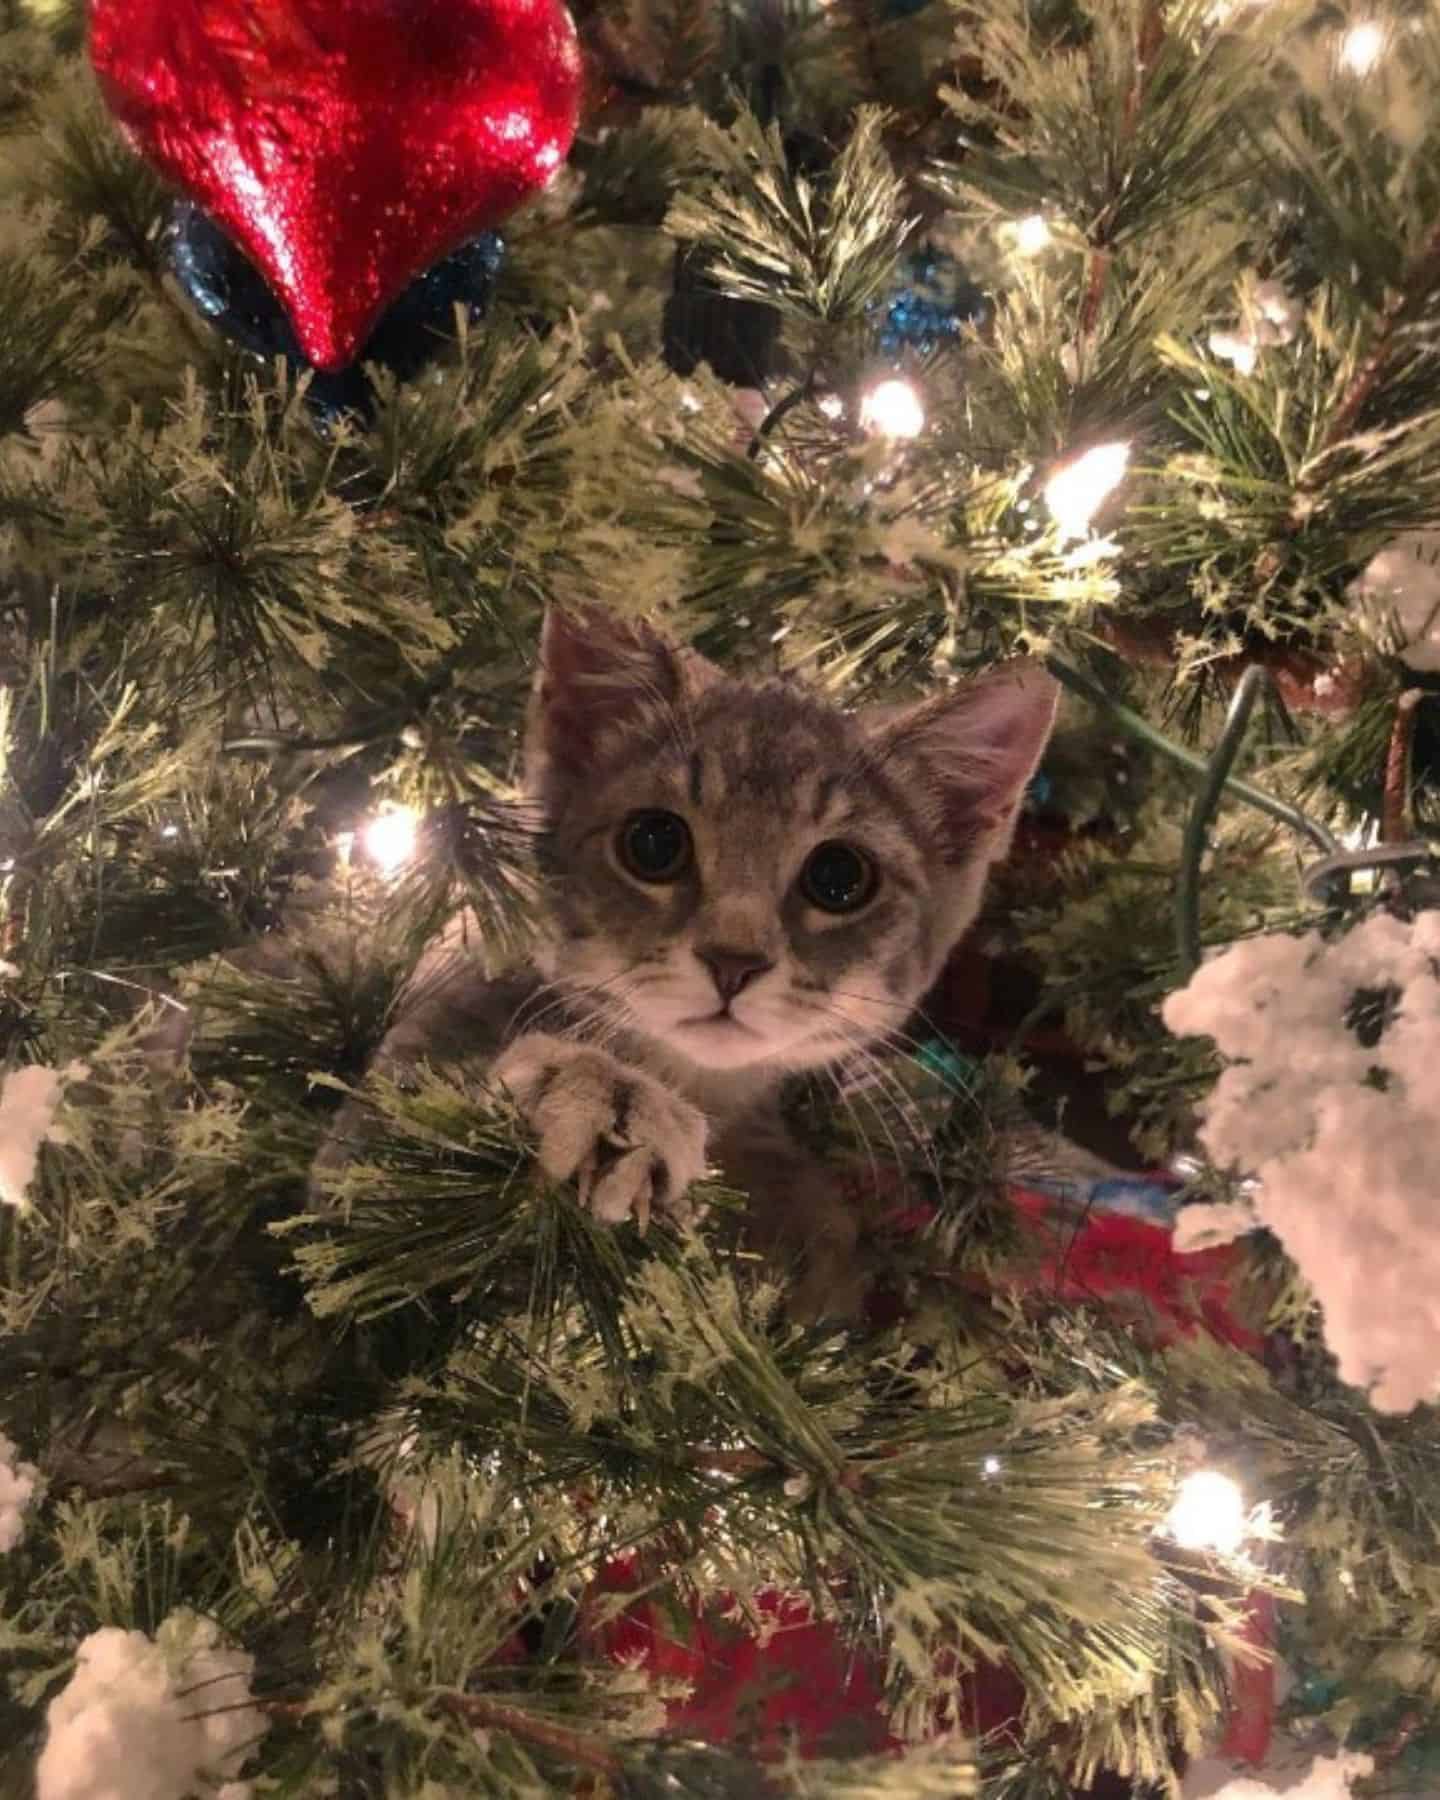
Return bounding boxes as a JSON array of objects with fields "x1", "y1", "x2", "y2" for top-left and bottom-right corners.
[{"x1": 679, "y1": 1011, "x2": 755, "y2": 1035}]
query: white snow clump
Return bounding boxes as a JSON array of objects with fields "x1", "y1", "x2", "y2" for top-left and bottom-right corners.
[
  {"x1": 0, "y1": 1059, "x2": 87, "y2": 1210},
  {"x1": 1163, "y1": 909, "x2": 1440, "y2": 1412},
  {"x1": 1208, "y1": 279, "x2": 1302, "y2": 376},
  {"x1": 1183, "y1": 1749, "x2": 1373, "y2": 1800},
  {"x1": 0, "y1": 1430, "x2": 40, "y2": 1551},
  {"x1": 1348, "y1": 528, "x2": 1440, "y2": 672},
  {"x1": 35, "y1": 1610, "x2": 266, "y2": 1800}
]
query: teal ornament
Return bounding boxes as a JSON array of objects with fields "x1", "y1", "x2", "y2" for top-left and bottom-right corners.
[
  {"x1": 916, "y1": 1037, "x2": 981, "y2": 1093},
  {"x1": 1290, "y1": 1668, "x2": 1341, "y2": 1713},
  {"x1": 1024, "y1": 771, "x2": 1055, "y2": 813}
]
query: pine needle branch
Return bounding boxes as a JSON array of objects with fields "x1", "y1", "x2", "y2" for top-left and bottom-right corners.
[
  {"x1": 666, "y1": 106, "x2": 915, "y2": 327},
  {"x1": 262, "y1": 1690, "x2": 625, "y2": 1779},
  {"x1": 1313, "y1": 213, "x2": 1440, "y2": 461}
]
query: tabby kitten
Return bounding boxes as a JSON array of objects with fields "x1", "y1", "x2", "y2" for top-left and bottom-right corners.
[{"x1": 363, "y1": 608, "x2": 1057, "y2": 1292}]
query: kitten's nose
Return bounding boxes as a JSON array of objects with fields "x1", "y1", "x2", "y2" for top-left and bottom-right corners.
[{"x1": 696, "y1": 947, "x2": 774, "y2": 1004}]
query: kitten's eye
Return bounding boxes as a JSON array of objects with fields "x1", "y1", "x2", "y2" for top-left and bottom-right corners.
[
  {"x1": 800, "y1": 841, "x2": 877, "y2": 914},
  {"x1": 619, "y1": 810, "x2": 692, "y2": 883}
]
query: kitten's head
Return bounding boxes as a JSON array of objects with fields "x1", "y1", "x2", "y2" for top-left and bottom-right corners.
[{"x1": 527, "y1": 609, "x2": 1057, "y2": 1074}]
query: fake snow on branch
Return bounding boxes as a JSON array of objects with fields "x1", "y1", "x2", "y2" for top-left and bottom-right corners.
[
  {"x1": 1349, "y1": 529, "x2": 1440, "y2": 672},
  {"x1": 1208, "y1": 279, "x2": 1302, "y2": 377},
  {"x1": 1183, "y1": 1748, "x2": 1374, "y2": 1800},
  {"x1": 0, "y1": 1060, "x2": 88, "y2": 1211},
  {"x1": 0, "y1": 1430, "x2": 40, "y2": 1552},
  {"x1": 35, "y1": 1611, "x2": 266, "y2": 1800},
  {"x1": 1163, "y1": 909, "x2": 1440, "y2": 1413}
]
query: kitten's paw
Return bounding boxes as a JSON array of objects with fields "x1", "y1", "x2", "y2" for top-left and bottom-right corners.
[{"x1": 492, "y1": 1034, "x2": 706, "y2": 1227}]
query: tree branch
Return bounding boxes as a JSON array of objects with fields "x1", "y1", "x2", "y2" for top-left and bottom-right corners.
[
  {"x1": 1382, "y1": 688, "x2": 1423, "y2": 846},
  {"x1": 1323, "y1": 220, "x2": 1440, "y2": 452},
  {"x1": 442, "y1": 1694, "x2": 624, "y2": 1777},
  {"x1": 262, "y1": 1691, "x2": 624, "y2": 1778},
  {"x1": 695, "y1": 1446, "x2": 772, "y2": 1475},
  {"x1": 55, "y1": 1467, "x2": 182, "y2": 1500},
  {"x1": 1078, "y1": 0, "x2": 1164, "y2": 339}
]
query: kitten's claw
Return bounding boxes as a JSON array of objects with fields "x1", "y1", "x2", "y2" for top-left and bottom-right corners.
[{"x1": 493, "y1": 1034, "x2": 706, "y2": 1227}]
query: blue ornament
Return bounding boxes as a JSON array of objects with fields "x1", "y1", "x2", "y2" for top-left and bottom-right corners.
[
  {"x1": 884, "y1": 0, "x2": 934, "y2": 15},
  {"x1": 169, "y1": 202, "x2": 504, "y2": 421},
  {"x1": 1024, "y1": 771, "x2": 1055, "y2": 813},
  {"x1": 916, "y1": 1036, "x2": 982, "y2": 1093},
  {"x1": 1290, "y1": 1668, "x2": 1342, "y2": 1713},
  {"x1": 874, "y1": 245, "x2": 988, "y2": 358},
  {"x1": 1022, "y1": 1170, "x2": 1184, "y2": 1225}
]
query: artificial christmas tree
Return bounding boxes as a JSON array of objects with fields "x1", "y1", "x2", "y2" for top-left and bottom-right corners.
[{"x1": 2, "y1": 0, "x2": 1440, "y2": 1794}]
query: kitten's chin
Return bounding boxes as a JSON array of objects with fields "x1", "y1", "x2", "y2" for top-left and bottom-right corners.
[
  {"x1": 623, "y1": 983, "x2": 904, "y2": 1074},
  {"x1": 662, "y1": 1013, "x2": 864, "y2": 1074},
  {"x1": 667, "y1": 1015, "x2": 779, "y2": 1071}
]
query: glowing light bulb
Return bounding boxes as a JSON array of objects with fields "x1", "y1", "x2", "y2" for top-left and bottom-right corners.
[
  {"x1": 1166, "y1": 1469, "x2": 1247, "y2": 1555},
  {"x1": 1339, "y1": 20, "x2": 1386, "y2": 71},
  {"x1": 817, "y1": 392, "x2": 845, "y2": 420},
  {"x1": 363, "y1": 806, "x2": 420, "y2": 875},
  {"x1": 1043, "y1": 441, "x2": 1130, "y2": 540},
  {"x1": 859, "y1": 377, "x2": 925, "y2": 440},
  {"x1": 1015, "y1": 214, "x2": 1053, "y2": 256},
  {"x1": 982, "y1": 1455, "x2": 1003, "y2": 1478}
]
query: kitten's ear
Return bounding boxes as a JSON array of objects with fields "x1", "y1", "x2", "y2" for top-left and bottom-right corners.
[
  {"x1": 527, "y1": 607, "x2": 720, "y2": 807},
  {"x1": 866, "y1": 662, "x2": 1059, "y2": 864}
]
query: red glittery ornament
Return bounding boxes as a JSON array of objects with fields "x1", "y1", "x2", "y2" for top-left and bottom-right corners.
[{"x1": 89, "y1": 0, "x2": 581, "y2": 370}]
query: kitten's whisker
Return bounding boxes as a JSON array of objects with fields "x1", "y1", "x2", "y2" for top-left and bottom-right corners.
[
  {"x1": 803, "y1": 1006, "x2": 947, "y2": 1193},
  {"x1": 824, "y1": 1057, "x2": 910, "y2": 1193},
  {"x1": 843, "y1": 1040, "x2": 945, "y2": 1193},
  {"x1": 507, "y1": 975, "x2": 590, "y2": 1038},
  {"x1": 818, "y1": 989, "x2": 993, "y2": 1113},
  {"x1": 821, "y1": 986, "x2": 953, "y2": 1048},
  {"x1": 555, "y1": 991, "x2": 636, "y2": 1048},
  {"x1": 546, "y1": 965, "x2": 657, "y2": 1054},
  {"x1": 814, "y1": 1053, "x2": 892, "y2": 1191},
  {"x1": 512, "y1": 968, "x2": 641, "y2": 1043},
  {"x1": 837, "y1": 1066, "x2": 940, "y2": 1200},
  {"x1": 800, "y1": 986, "x2": 948, "y2": 1065},
  {"x1": 851, "y1": 1037, "x2": 953, "y2": 1173},
  {"x1": 566, "y1": 986, "x2": 639, "y2": 1049},
  {"x1": 513, "y1": 992, "x2": 590, "y2": 1039}
]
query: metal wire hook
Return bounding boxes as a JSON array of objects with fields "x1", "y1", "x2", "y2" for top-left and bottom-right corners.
[
  {"x1": 1044, "y1": 655, "x2": 1345, "y2": 977},
  {"x1": 1300, "y1": 839, "x2": 1439, "y2": 905}
]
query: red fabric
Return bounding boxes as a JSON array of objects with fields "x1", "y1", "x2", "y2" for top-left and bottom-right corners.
[
  {"x1": 1004, "y1": 1185, "x2": 1266, "y2": 1356},
  {"x1": 585, "y1": 1185, "x2": 1274, "y2": 1771},
  {"x1": 590, "y1": 1563, "x2": 898, "y2": 1759},
  {"x1": 1220, "y1": 1588, "x2": 1278, "y2": 1765}
]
